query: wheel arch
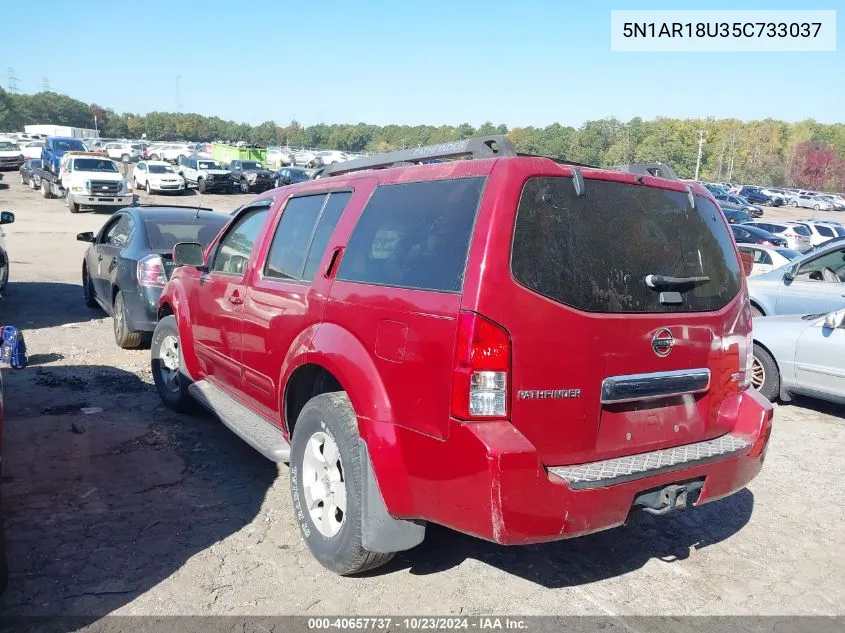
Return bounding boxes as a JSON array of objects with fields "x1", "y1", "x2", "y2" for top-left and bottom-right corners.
[{"x1": 752, "y1": 338, "x2": 791, "y2": 402}]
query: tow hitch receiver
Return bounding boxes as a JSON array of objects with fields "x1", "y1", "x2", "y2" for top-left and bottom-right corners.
[{"x1": 633, "y1": 479, "x2": 704, "y2": 516}]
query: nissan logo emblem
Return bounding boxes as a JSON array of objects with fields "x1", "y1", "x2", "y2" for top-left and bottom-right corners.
[{"x1": 652, "y1": 328, "x2": 674, "y2": 357}]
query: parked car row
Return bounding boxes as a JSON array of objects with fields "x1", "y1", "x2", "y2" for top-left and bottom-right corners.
[{"x1": 705, "y1": 181, "x2": 845, "y2": 211}]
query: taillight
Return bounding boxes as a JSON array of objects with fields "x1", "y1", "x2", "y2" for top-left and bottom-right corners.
[
  {"x1": 137, "y1": 254, "x2": 167, "y2": 288},
  {"x1": 726, "y1": 305, "x2": 754, "y2": 392},
  {"x1": 451, "y1": 311, "x2": 511, "y2": 420}
]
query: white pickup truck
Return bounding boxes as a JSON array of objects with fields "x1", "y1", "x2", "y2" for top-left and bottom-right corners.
[{"x1": 37, "y1": 152, "x2": 134, "y2": 213}]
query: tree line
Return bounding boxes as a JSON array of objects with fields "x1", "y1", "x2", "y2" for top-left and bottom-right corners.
[{"x1": 1, "y1": 88, "x2": 843, "y2": 191}]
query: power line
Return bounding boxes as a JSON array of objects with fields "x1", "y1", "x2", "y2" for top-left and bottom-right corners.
[
  {"x1": 41, "y1": 77, "x2": 50, "y2": 92},
  {"x1": 7, "y1": 67, "x2": 20, "y2": 94}
]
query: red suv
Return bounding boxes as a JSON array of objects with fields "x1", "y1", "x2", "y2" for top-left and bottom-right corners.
[{"x1": 152, "y1": 136, "x2": 773, "y2": 575}]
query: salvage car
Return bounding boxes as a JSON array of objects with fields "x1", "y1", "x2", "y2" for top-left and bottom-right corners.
[
  {"x1": 77, "y1": 206, "x2": 228, "y2": 348},
  {"x1": 0, "y1": 211, "x2": 15, "y2": 293},
  {"x1": 737, "y1": 244, "x2": 800, "y2": 276},
  {"x1": 150, "y1": 136, "x2": 773, "y2": 576},
  {"x1": 751, "y1": 309, "x2": 845, "y2": 404},
  {"x1": 741, "y1": 221, "x2": 812, "y2": 251},
  {"x1": 177, "y1": 156, "x2": 234, "y2": 193},
  {"x1": 747, "y1": 238, "x2": 845, "y2": 316},
  {"x1": 132, "y1": 161, "x2": 186, "y2": 194},
  {"x1": 272, "y1": 166, "x2": 311, "y2": 188},
  {"x1": 227, "y1": 160, "x2": 274, "y2": 193},
  {"x1": 18, "y1": 159, "x2": 42, "y2": 189}
]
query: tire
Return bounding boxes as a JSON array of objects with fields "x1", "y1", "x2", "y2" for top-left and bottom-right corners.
[
  {"x1": 112, "y1": 291, "x2": 143, "y2": 349},
  {"x1": 751, "y1": 343, "x2": 780, "y2": 402},
  {"x1": 19, "y1": 172, "x2": 24, "y2": 184},
  {"x1": 146, "y1": 181, "x2": 152, "y2": 195},
  {"x1": 198, "y1": 177, "x2": 206, "y2": 193},
  {"x1": 121, "y1": 154, "x2": 130, "y2": 163},
  {"x1": 150, "y1": 154, "x2": 159, "y2": 161},
  {"x1": 290, "y1": 392, "x2": 396, "y2": 575},
  {"x1": 814, "y1": 204, "x2": 820, "y2": 210},
  {"x1": 67, "y1": 196, "x2": 80, "y2": 214},
  {"x1": 791, "y1": 200, "x2": 798, "y2": 207},
  {"x1": 151, "y1": 315, "x2": 195, "y2": 413},
  {"x1": 0, "y1": 249, "x2": 8, "y2": 294},
  {"x1": 82, "y1": 264, "x2": 98, "y2": 308},
  {"x1": 750, "y1": 304, "x2": 764, "y2": 318},
  {"x1": 28, "y1": 177, "x2": 36, "y2": 190},
  {"x1": 41, "y1": 179, "x2": 52, "y2": 199},
  {"x1": 239, "y1": 179, "x2": 250, "y2": 194}
]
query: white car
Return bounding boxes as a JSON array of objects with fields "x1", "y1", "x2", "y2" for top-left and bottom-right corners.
[
  {"x1": 58, "y1": 154, "x2": 133, "y2": 214},
  {"x1": 741, "y1": 221, "x2": 813, "y2": 251},
  {"x1": 292, "y1": 149, "x2": 315, "y2": 166},
  {"x1": 308, "y1": 150, "x2": 350, "y2": 167},
  {"x1": 103, "y1": 142, "x2": 142, "y2": 163},
  {"x1": 21, "y1": 140, "x2": 44, "y2": 160},
  {"x1": 737, "y1": 244, "x2": 802, "y2": 276},
  {"x1": 790, "y1": 194, "x2": 833, "y2": 211},
  {"x1": 794, "y1": 221, "x2": 845, "y2": 247},
  {"x1": 0, "y1": 138, "x2": 25, "y2": 170},
  {"x1": 149, "y1": 144, "x2": 193, "y2": 162},
  {"x1": 132, "y1": 160, "x2": 186, "y2": 194}
]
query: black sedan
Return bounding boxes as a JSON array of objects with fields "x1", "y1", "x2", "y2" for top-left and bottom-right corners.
[
  {"x1": 273, "y1": 166, "x2": 311, "y2": 188},
  {"x1": 18, "y1": 159, "x2": 42, "y2": 189},
  {"x1": 77, "y1": 205, "x2": 229, "y2": 348},
  {"x1": 730, "y1": 223, "x2": 788, "y2": 247},
  {"x1": 722, "y1": 207, "x2": 751, "y2": 224}
]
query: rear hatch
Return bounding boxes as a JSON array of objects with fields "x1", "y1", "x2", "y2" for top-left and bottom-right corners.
[{"x1": 483, "y1": 173, "x2": 746, "y2": 466}]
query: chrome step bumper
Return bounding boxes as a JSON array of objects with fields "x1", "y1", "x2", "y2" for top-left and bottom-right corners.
[{"x1": 548, "y1": 434, "x2": 751, "y2": 489}]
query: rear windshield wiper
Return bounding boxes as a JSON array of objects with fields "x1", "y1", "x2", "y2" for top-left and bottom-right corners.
[{"x1": 644, "y1": 274, "x2": 711, "y2": 291}]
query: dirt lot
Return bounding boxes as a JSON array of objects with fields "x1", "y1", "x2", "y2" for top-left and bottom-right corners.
[{"x1": 0, "y1": 169, "x2": 844, "y2": 622}]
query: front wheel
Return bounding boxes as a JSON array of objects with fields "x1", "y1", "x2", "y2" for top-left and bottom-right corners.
[
  {"x1": 19, "y1": 172, "x2": 24, "y2": 184},
  {"x1": 198, "y1": 177, "x2": 206, "y2": 193},
  {"x1": 82, "y1": 264, "x2": 98, "y2": 308},
  {"x1": 121, "y1": 154, "x2": 130, "y2": 163},
  {"x1": 41, "y1": 179, "x2": 52, "y2": 199},
  {"x1": 751, "y1": 343, "x2": 780, "y2": 402},
  {"x1": 146, "y1": 181, "x2": 152, "y2": 195},
  {"x1": 0, "y1": 249, "x2": 8, "y2": 294},
  {"x1": 239, "y1": 179, "x2": 250, "y2": 194},
  {"x1": 814, "y1": 204, "x2": 820, "y2": 210},
  {"x1": 791, "y1": 200, "x2": 798, "y2": 207},
  {"x1": 290, "y1": 392, "x2": 396, "y2": 575},
  {"x1": 151, "y1": 315, "x2": 194, "y2": 412},
  {"x1": 67, "y1": 196, "x2": 80, "y2": 213}
]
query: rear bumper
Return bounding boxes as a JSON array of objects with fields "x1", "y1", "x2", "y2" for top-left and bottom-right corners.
[
  {"x1": 362, "y1": 389, "x2": 773, "y2": 545},
  {"x1": 123, "y1": 286, "x2": 162, "y2": 332}
]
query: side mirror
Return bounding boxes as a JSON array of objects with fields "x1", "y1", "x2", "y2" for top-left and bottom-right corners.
[
  {"x1": 824, "y1": 310, "x2": 845, "y2": 329},
  {"x1": 173, "y1": 242, "x2": 205, "y2": 268},
  {"x1": 76, "y1": 231, "x2": 94, "y2": 242},
  {"x1": 0, "y1": 211, "x2": 14, "y2": 225},
  {"x1": 783, "y1": 264, "x2": 798, "y2": 282}
]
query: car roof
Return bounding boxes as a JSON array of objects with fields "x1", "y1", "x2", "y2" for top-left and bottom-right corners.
[
  {"x1": 126, "y1": 207, "x2": 224, "y2": 222},
  {"x1": 143, "y1": 160, "x2": 171, "y2": 166}
]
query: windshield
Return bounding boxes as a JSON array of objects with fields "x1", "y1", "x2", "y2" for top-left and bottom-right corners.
[
  {"x1": 145, "y1": 216, "x2": 229, "y2": 250},
  {"x1": 288, "y1": 169, "x2": 311, "y2": 182},
  {"x1": 198, "y1": 161, "x2": 222, "y2": 170},
  {"x1": 0, "y1": 141, "x2": 21, "y2": 151},
  {"x1": 777, "y1": 249, "x2": 802, "y2": 260},
  {"x1": 512, "y1": 177, "x2": 741, "y2": 313},
  {"x1": 56, "y1": 139, "x2": 88, "y2": 152},
  {"x1": 240, "y1": 161, "x2": 261, "y2": 170},
  {"x1": 148, "y1": 165, "x2": 174, "y2": 174},
  {"x1": 791, "y1": 224, "x2": 811, "y2": 236},
  {"x1": 73, "y1": 158, "x2": 118, "y2": 172}
]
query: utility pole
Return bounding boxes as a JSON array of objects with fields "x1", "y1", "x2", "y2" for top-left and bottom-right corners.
[
  {"x1": 7, "y1": 68, "x2": 20, "y2": 94},
  {"x1": 41, "y1": 77, "x2": 50, "y2": 92},
  {"x1": 694, "y1": 130, "x2": 706, "y2": 181},
  {"x1": 727, "y1": 133, "x2": 737, "y2": 181},
  {"x1": 93, "y1": 114, "x2": 98, "y2": 133}
]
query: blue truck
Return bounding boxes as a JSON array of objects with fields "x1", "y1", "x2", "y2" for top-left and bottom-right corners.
[{"x1": 41, "y1": 137, "x2": 90, "y2": 174}]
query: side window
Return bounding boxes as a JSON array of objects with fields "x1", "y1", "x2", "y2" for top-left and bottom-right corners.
[
  {"x1": 757, "y1": 250, "x2": 772, "y2": 265},
  {"x1": 302, "y1": 192, "x2": 352, "y2": 281},
  {"x1": 100, "y1": 216, "x2": 123, "y2": 244},
  {"x1": 796, "y1": 248, "x2": 845, "y2": 281},
  {"x1": 337, "y1": 178, "x2": 484, "y2": 292},
  {"x1": 210, "y1": 208, "x2": 270, "y2": 275},
  {"x1": 817, "y1": 225, "x2": 835, "y2": 237},
  {"x1": 104, "y1": 215, "x2": 134, "y2": 247},
  {"x1": 263, "y1": 194, "x2": 328, "y2": 281}
]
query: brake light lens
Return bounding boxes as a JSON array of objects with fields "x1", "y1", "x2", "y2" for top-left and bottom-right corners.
[
  {"x1": 727, "y1": 305, "x2": 754, "y2": 392},
  {"x1": 451, "y1": 311, "x2": 511, "y2": 420},
  {"x1": 137, "y1": 254, "x2": 167, "y2": 288}
]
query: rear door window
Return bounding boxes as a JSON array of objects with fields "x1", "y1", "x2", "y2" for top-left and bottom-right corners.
[
  {"x1": 791, "y1": 224, "x2": 811, "y2": 236},
  {"x1": 337, "y1": 177, "x2": 485, "y2": 292},
  {"x1": 511, "y1": 177, "x2": 741, "y2": 313}
]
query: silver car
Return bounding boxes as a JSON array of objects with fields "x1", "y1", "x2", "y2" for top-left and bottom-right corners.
[
  {"x1": 751, "y1": 308, "x2": 845, "y2": 404},
  {"x1": 747, "y1": 239, "x2": 845, "y2": 316},
  {"x1": 789, "y1": 194, "x2": 833, "y2": 211}
]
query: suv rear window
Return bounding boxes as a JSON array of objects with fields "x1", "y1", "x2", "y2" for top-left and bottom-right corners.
[
  {"x1": 337, "y1": 177, "x2": 484, "y2": 292},
  {"x1": 511, "y1": 177, "x2": 742, "y2": 313}
]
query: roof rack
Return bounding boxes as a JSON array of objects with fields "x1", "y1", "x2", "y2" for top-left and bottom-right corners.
[
  {"x1": 517, "y1": 153, "x2": 598, "y2": 169},
  {"x1": 610, "y1": 162, "x2": 680, "y2": 181},
  {"x1": 316, "y1": 135, "x2": 517, "y2": 178}
]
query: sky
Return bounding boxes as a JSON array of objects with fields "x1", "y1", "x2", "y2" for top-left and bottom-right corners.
[{"x1": 1, "y1": 0, "x2": 841, "y2": 128}]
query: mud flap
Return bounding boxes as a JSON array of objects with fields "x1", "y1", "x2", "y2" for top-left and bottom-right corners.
[{"x1": 359, "y1": 440, "x2": 425, "y2": 553}]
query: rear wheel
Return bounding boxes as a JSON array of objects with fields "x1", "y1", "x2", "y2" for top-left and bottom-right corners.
[
  {"x1": 113, "y1": 291, "x2": 143, "y2": 349},
  {"x1": 750, "y1": 304, "x2": 764, "y2": 318},
  {"x1": 751, "y1": 344, "x2": 779, "y2": 402},
  {"x1": 151, "y1": 315, "x2": 194, "y2": 412},
  {"x1": 28, "y1": 177, "x2": 36, "y2": 189},
  {"x1": 121, "y1": 154, "x2": 130, "y2": 163},
  {"x1": 19, "y1": 172, "x2": 24, "y2": 184},
  {"x1": 814, "y1": 204, "x2": 820, "y2": 210},
  {"x1": 791, "y1": 200, "x2": 798, "y2": 207},
  {"x1": 290, "y1": 392, "x2": 396, "y2": 575}
]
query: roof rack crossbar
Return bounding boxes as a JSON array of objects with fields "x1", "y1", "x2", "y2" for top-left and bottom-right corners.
[{"x1": 318, "y1": 135, "x2": 517, "y2": 178}]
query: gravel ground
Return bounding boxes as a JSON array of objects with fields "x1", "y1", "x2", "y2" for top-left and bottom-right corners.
[{"x1": 0, "y1": 171, "x2": 844, "y2": 622}]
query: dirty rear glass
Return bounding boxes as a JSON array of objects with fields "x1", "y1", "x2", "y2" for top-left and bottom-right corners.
[{"x1": 511, "y1": 177, "x2": 742, "y2": 313}]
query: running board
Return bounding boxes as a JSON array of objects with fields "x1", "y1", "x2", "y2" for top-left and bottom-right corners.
[{"x1": 189, "y1": 380, "x2": 290, "y2": 463}]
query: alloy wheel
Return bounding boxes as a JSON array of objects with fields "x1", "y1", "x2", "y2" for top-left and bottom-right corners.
[
  {"x1": 158, "y1": 335, "x2": 181, "y2": 393},
  {"x1": 302, "y1": 431, "x2": 347, "y2": 537}
]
